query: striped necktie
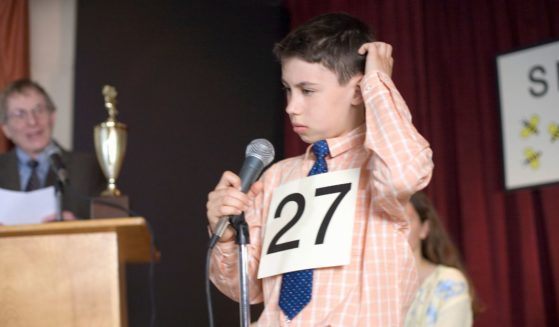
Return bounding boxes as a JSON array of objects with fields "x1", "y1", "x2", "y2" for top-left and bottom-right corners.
[
  {"x1": 279, "y1": 139, "x2": 329, "y2": 320},
  {"x1": 25, "y1": 159, "x2": 41, "y2": 191}
]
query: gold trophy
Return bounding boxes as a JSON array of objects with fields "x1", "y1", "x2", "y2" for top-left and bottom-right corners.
[{"x1": 91, "y1": 85, "x2": 129, "y2": 218}]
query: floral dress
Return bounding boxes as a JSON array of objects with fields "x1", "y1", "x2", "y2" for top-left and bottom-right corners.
[{"x1": 405, "y1": 265, "x2": 473, "y2": 327}]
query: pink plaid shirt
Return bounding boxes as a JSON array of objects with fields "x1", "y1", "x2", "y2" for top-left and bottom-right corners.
[{"x1": 210, "y1": 72, "x2": 433, "y2": 326}]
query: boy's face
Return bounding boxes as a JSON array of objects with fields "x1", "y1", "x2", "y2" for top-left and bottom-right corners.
[{"x1": 281, "y1": 57, "x2": 364, "y2": 144}]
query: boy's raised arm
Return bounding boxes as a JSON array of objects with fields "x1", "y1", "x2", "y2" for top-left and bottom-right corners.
[{"x1": 360, "y1": 42, "x2": 434, "y2": 224}]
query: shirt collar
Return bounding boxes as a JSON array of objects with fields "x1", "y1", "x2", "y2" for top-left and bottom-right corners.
[
  {"x1": 15, "y1": 142, "x2": 56, "y2": 167},
  {"x1": 303, "y1": 124, "x2": 366, "y2": 160}
]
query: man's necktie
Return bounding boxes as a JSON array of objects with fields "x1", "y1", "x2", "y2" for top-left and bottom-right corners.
[
  {"x1": 279, "y1": 139, "x2": 330, "y2": 320},
  {"x1": 25, "y1": 160, "x2": 40, "y2": 192}
]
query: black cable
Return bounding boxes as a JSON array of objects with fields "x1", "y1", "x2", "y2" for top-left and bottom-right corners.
[
  {"x1": 206, "y1": 246, "x2": 215, "y2": 327},
  {"x1": 206, "y1": 219, "x2": 231, "y2": 327}
]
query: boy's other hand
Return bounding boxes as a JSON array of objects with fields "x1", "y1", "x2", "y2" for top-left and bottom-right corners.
[
  {"x1": 358, "y1": 42, "x2": 394, "y2": 77},
  {"x1": 206, "y1": 171, "x2": 263, "y2": 242}
]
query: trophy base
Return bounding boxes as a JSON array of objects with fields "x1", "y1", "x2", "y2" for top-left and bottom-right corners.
[{"x1": 90, "y1": 195, "x2": 130, "y2": 219}]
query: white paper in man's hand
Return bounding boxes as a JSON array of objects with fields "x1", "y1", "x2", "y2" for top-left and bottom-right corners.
[{"x1": 0, "y1": 187, "x2": 56, "y2": 225}]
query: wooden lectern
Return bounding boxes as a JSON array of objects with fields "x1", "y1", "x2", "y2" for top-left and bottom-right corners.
[{"x1": 0, "y1": 217, "x2": 155, "y2": 327}]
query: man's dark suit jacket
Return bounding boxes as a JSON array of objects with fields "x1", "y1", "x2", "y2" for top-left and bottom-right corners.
[{"x1": 0, "y1": 147, "x2": 106, "y2": 219}]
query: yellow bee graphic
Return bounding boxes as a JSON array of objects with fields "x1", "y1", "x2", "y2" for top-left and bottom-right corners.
[
  {"x1": 549, "y1": 122, "x2": 559, "y2": 142},
  {"x1": 523, "y1": 147, "x2": 541, "y2": 170},
  {"x1": 520, "y1": 114, "x2": 540, "y2": 138}
]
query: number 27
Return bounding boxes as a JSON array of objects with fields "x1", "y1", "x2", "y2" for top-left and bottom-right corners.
[{"x1": 266, "y1": 183, "x2": 351, "y2": 254}]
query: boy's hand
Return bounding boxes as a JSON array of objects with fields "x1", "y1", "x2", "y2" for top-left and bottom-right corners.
[
  {"x1": 206, "y1": 171, "x2": 263, "y2": 242},
  {"x1": 358, "y1": 42, "x2": 394, "y2": 77}
]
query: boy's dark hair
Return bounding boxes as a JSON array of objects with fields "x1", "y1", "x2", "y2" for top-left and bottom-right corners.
[
  {"x1": 273, "y1": 12, "x2": 374, "y2": 85},
  {"x1": 0, "y1": 79, "x2": 56, "y2": 123}
]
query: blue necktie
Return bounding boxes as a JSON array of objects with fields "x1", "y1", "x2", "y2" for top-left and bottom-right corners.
[
  {"x1": 279, "y1": 140, "x2": 329, "y2": 320},
  {"x1": 25, "y1": 160, "x2": 40, "y2": 192}
]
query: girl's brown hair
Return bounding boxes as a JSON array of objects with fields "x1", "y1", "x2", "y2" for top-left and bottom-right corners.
[{"x1": 410, "y1": 191, "x2": 484, "y2": 315}]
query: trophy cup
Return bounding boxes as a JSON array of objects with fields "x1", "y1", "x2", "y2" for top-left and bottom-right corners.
[{"x1": 90, "y1": 85, "x2": 130, "y2": 218}]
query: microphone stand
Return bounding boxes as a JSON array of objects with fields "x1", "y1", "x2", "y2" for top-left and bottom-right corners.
[
  {"x1": 53, "y1": 179, "x2": 64, "y2": 222},
  {"x1": 230, "y1": 214, "x2": 251, "y2": 327}
]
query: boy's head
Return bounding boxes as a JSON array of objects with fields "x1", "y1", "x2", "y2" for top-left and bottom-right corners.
[
  {"x1": 276, "y1": 13, "x2": 374, "y2": 144},
  {"x1": 273, "y1": 12, "x2": 375, "y2": 85}
]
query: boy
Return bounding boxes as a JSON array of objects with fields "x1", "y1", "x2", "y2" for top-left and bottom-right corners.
[{"x1": 207, "y1": 13, "x2": 433, "y2": 326}]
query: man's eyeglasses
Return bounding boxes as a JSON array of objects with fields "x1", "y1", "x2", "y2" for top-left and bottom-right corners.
[{"x1": 6, "y1": 105, "x2": 50, "y2": 124}]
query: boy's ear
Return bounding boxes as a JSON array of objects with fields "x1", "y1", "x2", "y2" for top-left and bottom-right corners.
[{"x1": 350, "y1": 76, "x2": 364, "y2": 106}]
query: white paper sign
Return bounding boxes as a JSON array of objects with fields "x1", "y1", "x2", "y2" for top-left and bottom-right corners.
[
  {"x1": 0, "y1": 187, "x2": 56, "y2": 225},
  {"x1": 257, "y1": 168, "x2": 360, "y2": 279},
  {"x1": 496, "y1": 40, "x2": 559, "y2": 190}
]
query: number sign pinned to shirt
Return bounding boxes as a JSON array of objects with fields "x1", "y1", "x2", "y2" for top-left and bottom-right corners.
[{"x1": 257, "y1": 168, "x2": 360, "y2": 279}]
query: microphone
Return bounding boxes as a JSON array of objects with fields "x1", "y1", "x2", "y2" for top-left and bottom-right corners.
[
  {"x1": 209, "y1": 139, "x2": 275, "y2": 249},
  {"x1": 46, "y1": 146, "x2": 69, "y2": 187}
]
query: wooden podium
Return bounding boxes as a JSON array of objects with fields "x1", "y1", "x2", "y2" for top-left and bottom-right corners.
[{"x1": 0, "y1": 217, "x2": 155, "y2": 327}]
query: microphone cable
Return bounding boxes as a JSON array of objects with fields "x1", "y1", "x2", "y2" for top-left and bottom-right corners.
[
  {"x1": 206, "y1": 217, "x2": 231, "y2": 327},
  {"x1": 206, "y1": 243, "x2": 216, "y2": 327}
]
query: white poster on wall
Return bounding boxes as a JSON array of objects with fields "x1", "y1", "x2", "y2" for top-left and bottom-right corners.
[{"x1": 496, "y1": 39, "x2": 559, "y2": 190}]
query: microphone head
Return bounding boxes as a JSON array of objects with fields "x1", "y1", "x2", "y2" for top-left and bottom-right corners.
[
  {"x1": 245, "y1": 138, "x2": 275, "y2": 167},
  {"x1": 45, "y1": 144, "x2": 69, "y2": 186},
  {"x1": 45, "y1": 143, "x2": 62, "y2": 157}
]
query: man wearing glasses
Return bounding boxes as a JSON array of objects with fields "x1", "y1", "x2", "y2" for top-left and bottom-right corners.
[{"x1": 0, "y1": 79, "x2": 104, "y2": 222}]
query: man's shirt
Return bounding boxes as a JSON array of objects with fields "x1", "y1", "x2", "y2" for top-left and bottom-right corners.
[{"x1": 15, "y1": 146, "x2": 51, "y2": 190}]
